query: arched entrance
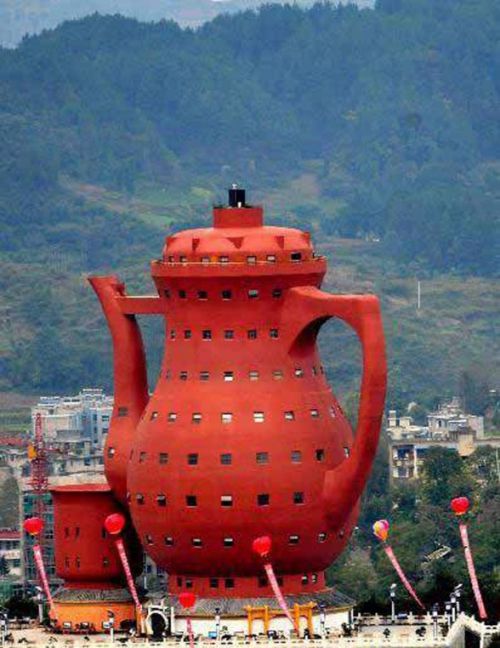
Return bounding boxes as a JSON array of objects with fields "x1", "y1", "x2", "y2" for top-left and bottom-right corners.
[{"x1": 148, "y1": 610, "x2": 170, "y2": 638}]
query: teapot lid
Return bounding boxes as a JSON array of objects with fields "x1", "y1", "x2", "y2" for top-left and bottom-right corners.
[{"x1": 158, "y1": 186, "x2": 321, "y2": 267}]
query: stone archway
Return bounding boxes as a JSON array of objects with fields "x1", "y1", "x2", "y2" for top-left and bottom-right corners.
[{"x1": 147, "y1": 610, "x2": 170, "y2": 638}]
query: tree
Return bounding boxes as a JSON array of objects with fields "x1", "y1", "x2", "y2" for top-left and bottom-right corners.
[{"x1": 419, "y1": 448, "x2": 474, "y2": 508}]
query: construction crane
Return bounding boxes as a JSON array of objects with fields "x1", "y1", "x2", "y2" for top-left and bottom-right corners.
[{"x1": 28, "y1": 413, "x2": 49, "y2": 528}]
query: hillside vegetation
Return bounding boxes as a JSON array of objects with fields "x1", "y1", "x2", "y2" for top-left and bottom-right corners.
[{"x1": 0, "y1": 0, "x2": 499, "y2": 404}]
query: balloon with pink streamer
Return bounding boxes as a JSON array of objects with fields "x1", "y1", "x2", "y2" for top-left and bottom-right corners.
[
  {"x1": 450, "y1": 497, "x2": 487, "y2": 620},
  {"x1": 373, "y1": 520, "x2": 424, "y2": 610},
  {"x1": 252, "y1": 536, "x2": 298, "y2": 631},
  {"x1": 104, "y1": 514, "x2": 142, "y2": 612}
]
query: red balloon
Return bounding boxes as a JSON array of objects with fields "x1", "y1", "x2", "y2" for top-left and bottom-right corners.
[
  {"x1": 179, "y1": 592, "x2": 197, "y2": 609},
  {"x1": 252, "y1": 535, "x2": 272, "y2": 558},
  {"x1": 451, "y1": 497, "x2": 470, "y2": 516},
  {"x1": 23, "y1": 517, "x2": 44, "y2": 536},
  {"x1": 104, "y1": 513, "x2": 126, "y2": 535}
]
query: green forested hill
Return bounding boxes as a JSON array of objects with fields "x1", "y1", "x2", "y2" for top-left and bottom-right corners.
[{"x1": 0, "y1": 0, "x2": 499, "y2": 402}]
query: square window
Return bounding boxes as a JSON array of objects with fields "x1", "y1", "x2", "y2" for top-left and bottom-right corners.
[
  {"x1": 170, "y1": 330, "x2": 176, "y2": 340},
  {"x1": 224, "y1": 330, "x2": 234, "y2": 339},
  {"x1": 202, "y1": 330, "x2": 212, "y2": 340},
  {"x1": 316, "y1": 449, "x2": 325, "y2": 462},
  {"x1": 164, "y1": 536, "x2": 174, "y2": 546},
  {"x1": 200, "y1": 371, "x2": 210, "y2": 381},
  {"x1": 186, "y1": 495, "x2": 197, "y2": 507},
  {"x1": 344, "y1": 447, "x2": 351, "y2": 457},
  {"x1": 180, "y1": 256, "x2": 187, "y2": 264},
  {"x1": 224, "y1": 371, "x2": 234, "y2": 382},
  {"x1": 187, "y1": 453, "x2": 198, "y2": 465},
  {"x1": 257, "y1": 493, "x2": 270, "y2": 506},
  {"x1": 291, "y1": 252, "x2": 302, "y2": 262},
  {"x1": 247, "y1": 256, "x2": 257, "y2": 265},
  {"x1": 167, "y1": 256, "x2": 174, "y2": 263},
  {"x1": 159, "y1": 452, "x2": 168, "y2": 464},
  {"x1": 249, "y1": 370, "x2": 259, "y2": 381},
  {"x1": 184, "y1": 330, "x2": 192, "y2": 339},
  {"x1": 165, "y1": 370, "x2": 171, "y2": 380},
  {"x1": 192, "y1": 413, "x2": 202, "y2": 424},
  {"x1": 224, "y1": 578, "x2": 235, "y2": 589},
  {"x1": 291, "y1": 450, "x2": 302, "y2": 463},
  {"x1": 220, "y1": 453, "x2": 232, "y2": 465},
  {"x1": 221, "y1": 495, "x2": 233, "y2": 507},
  {"x1": 185, "y1": 579, "x2": 193, "y2": 588},
  {"x1": 221, "y1": 413, "x2": 233, "y2": 424},
  {"x1": 267, "y1": 255, "x2": 277, "y2": 264},
  {"x1": 293, "y1": 491, "x2": 304, "y2": 504},
  {"x1": 210, "y1": 578, "x2": 219, "y2": 588},
  {"x1": 164, "y1": 289, "x2": 170, "y2": 298},
  {"x1": 272, "y1": 288, "x2": 282, "y2": 297},
  {"x1": 168, "y1": 412, "x2": 177, "y2": 422},
  {"x1": 201, "y1": 257, "x2": 210, "y2": 265},
  {"x1": 150, "y1": 411, "x2": 158, "y2": 420},
  {"x1": 192, "y1": 538, "x2": 203, "y2": 548},
  {"x1": 295, "y1": 368, "x2": 304, "y2": 378},
  {"x1": 289, "y1": 535, "x2": 300, "y2": 545},
  {"x1": 219, "y1": 256, "x2": 229, "y2": 264},
  {"x1": 139, "y1": 451, "x2": 146, "y2": 463},
  {"x1": 318, "y1": 532, "x2": 327, "y2": 543},
  {"x1": 284, "y1": 411, "x2": 295, "y2": 421},
  {"x1": 198, "y1": 290, "x2": 208, "y2": 300},
  {"x1": 258, "y1": 576, "x2": 267, "y2": 588},
  {"x1": 107, "y1": 447, "x2": 115, "y2": 458},
  {"x1": 157, "y1": 494, "x2": 167, "y2": 507},
  {"x1": 312, "y1": 366, "x2": 318, "y2": 376},
  {"x1": 273, "y1": 370, "x2": 284, "y2": 380},
  {"x1": 253, "y1": 411, "x2": 265, "y2": 423},
  {"x1": 179, "y1": 290, "x2": 187, "y2": 299},
  {"x1": 330, "y1": 405, "x2": 336, "y2": 418},
  {"x1": 270, "y1": 329, "x2": 279, "y2": 339},
  {"x1": 223, "y1": 537, "x2": 234, "y2": 547},
  {"x1": 247, "y1": 329, "x2": 257, "y2": 339},
  {"x1": 221, "y1": 290, "x2": 232, "y2": 300},
  {"x1": 301, "y1": 574, "x2": 309, "y2": 585},
  {"x1": 136, "y1": 494, "x2": 144, "y2": 505},
  {"x1": 248, "y1": 289, "x2": 259, "y2": 299},
  {"x1": 256, "y1": 452, "x2": 269, "y2": 464},
  {"x1": 311, "y1": 573, "x2": 318, "y2": 583},
  {"x1": 310, "y1": 409, "x2": 319, "y2": 418},
  {"x1": 145, "y1": 534, "x2": 153, "y2": 545},
  {"x1": 117, "y1": 406, "x2": 128, "y2": 417}
]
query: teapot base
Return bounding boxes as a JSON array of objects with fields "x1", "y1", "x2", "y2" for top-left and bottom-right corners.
[{"x1": 168, "y1": 571, "x2": 327, "y2": 598}]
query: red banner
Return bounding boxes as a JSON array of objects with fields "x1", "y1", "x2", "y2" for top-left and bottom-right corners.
[
  {"x1": 459, "y1": 523, "x2": 487, "y2": 619},
  {"x1": 263, "y1": 563, "x2": 297, "y2": 630},
  {"x1": 115, "y1": 537, "x2": 142, "y2": 611},
  {"x1": 33, "y1": 544, "x2": 54, "y2": 612},
  {"x1": 384, "y1": 545, "x2": 424, "y2": 609}
]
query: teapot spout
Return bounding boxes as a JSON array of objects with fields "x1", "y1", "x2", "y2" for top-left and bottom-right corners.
[{"x1": 89, "y1": 275, "x2": 149, "y2": 503}]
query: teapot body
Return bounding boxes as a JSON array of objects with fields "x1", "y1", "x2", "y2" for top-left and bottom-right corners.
[{"x1": 93, "y1": 197, "x2": 387, "y2": 598}]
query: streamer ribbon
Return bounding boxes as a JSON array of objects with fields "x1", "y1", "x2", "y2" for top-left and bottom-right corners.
[
  {"x1": 384, "y1": 545, "x2": 424, "y2": 609},
  {"x1": 263, "y1": 563, "x2": 297, "y2": 630},
  {"x1": 459, "y1": 523, "x2": 487, "y2": 619},
  {"x1": 33, "y1": 544, "x2": 55, "y2": 613},
  {"x1": 114, "y1": 537, "x2": 142, "y2": 611}
]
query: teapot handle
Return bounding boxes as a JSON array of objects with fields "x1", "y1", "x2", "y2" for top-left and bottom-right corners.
[{"x1": 286, "y1": 286, "x2": 387, "y2": 529}]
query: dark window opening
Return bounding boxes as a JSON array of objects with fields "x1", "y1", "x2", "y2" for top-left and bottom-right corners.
[
  {"x1": 117, "y1": 407, "x2": 128, "y2": 417},
  {"x1": 150, "y1": 411, "x2": 158, "y2": 420},
  {"x1": 221, "y1": 495, "x2": 233, "y2": 507},
  {"x1": 198, "y1": 291, "x2": 208, "y2": 300},
  {"x1": 202, "y1": 330, "x2": 212, "y2": 340},
  {"x1": 170, "y1": 330, "x2": 176, "y2": 340},
  {"x1": 344, "y1": 447, "x2": 351, "y2": 457},
  {"x1": 221, "y1": 290, "x2": 232, "y2": 300},
  {"x1": 316, "y1": 449, "x2": 325, "y2": 462},
  {"x1": 272, "y1": 288, "x2": 282, "y2": 298},
  {"x1": 289, "y1": 535, "x2": 300, "y2": 545},
  {"x1": 223, "y1": 537, "x2": 234, "y2": 547},
  {"x1": 284, "y1": 411, "x2": 295, "y2": 421},
  {"x1": 318, "y1": 532, "x2": 327, "y2": 543},
  {"x1": 220, "y1": 453, "x2": 232, "y2": 465},
  {"x1": 200, "y1": 371, "x2": 210, "y2": 381},
  {"x1": 293, "y1": 491, "x2": 304, "y2": 504},
  {"x1": 291, "y1": 450, "x2": 302, "y2": 463},
  {"x1": 258, "y1": 577, "x2": 267, "y2": 588},
  {"x1": 224, "y1": 330, "x2": 234, "y2": 339},
  {"x1": 159, "y1": 452, "x2": 168, "y2": 464},
  {"x1": 184, "y1": 330, "x2": 192, "y2": 339},
  {"x1": 145, "y1": 534, "x2": 153, "y2": 545},
  {"x1": 136, "y1": 494, "x2": 144, "y2": 505},
  {"x1": 187, "y1": 453, "x2": 199, "y2": 465},
  {"x1": 139, "y1": 451, "x2": 146, "y2": 463},
  {"x1": 291, "y1": 252, "x2": 302, "y2": 262},
  {"x1": 256, "y1": 452, "x2": 269, "y2": 464},
  {"x1": 210, "y1": 578, "x2": 219, "y2": 588},
  {"x1": 192, "y1": 538, "x2": 202, "y2": 548},
  {"x1": 164, "y1": 536, "x2": 174, "y2": 546},
  {"x1": 163, "y1": 289, "x2": 170, "y2": 298},
  {"x1": 192, "y1": 413, "x2": 202, "y2": 424},
  {"x1": 157, "y1": 494, "x2": 167, "y2": 507},
  {"x1": 270, "y1": 329, "x2": 279, "y2": 339},
  {"x1": 257, "y1": 493, "x2": 270, "y2": 506},
  {"x1": 180, "y1": 371, "x2": 188, "y2": 381},
  {"x1": 248, "y1": 289, "x2": 259, "y2": 299},
  {"x1": 186, "y1": 495, "x2": 197, "y2": 507},
  {"x1": 225, "y1": 578, "x2": 235, "y2": 589},
  {"x1": 186, "y1": 579, "x2": 193, "y2": 589},
  {"x1": 301, "y1": 575, "x2": 308, "y2": 585},
  {"x1": 179, "y1": 290, "x2": 187, "y2": 299},
  {"x1": 107, "y1": 447, "x2": 115, "y2": 458},
  {"x1": 248, "y1": 329, "x2": 258, "y2": 339}
]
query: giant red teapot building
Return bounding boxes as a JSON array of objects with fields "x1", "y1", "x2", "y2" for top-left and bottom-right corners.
[{"x1": 49, "y1": 187, "x2": 387, "y2": 635}]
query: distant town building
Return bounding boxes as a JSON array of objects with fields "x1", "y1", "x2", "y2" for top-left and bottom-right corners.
[
  {"x1": 0, "y1": 528, "x2": 21, "y2": 577},
  {"x1": 388, "y1": 398, "x2": 498, "y2": 481}
]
